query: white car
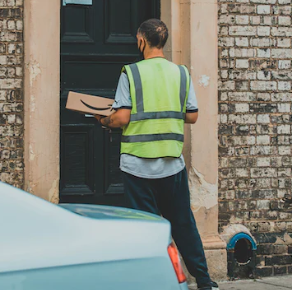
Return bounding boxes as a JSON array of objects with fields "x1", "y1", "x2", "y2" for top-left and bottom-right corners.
[{"x1": 0, "y1": 181, "x2": 188, "y2": 290}]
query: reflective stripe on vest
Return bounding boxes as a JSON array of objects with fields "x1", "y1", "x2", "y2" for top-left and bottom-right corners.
[
  {"x1": 178, "y1": 65, "x2": 187, "y2": 112},
  {"x1": 128, "y1": 63, "x2": 187, "y2": 122},
  {"x1": 130, "y1": 111, "x2": 186, "y2": 122},
  {"x1": 121, "y1": 133, "x2": 184, "y2": 143}
]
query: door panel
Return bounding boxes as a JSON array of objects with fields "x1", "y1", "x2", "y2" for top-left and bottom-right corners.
[
  {"x1": 60, "y1": 125, "x2": 95, "y2": 196},
  {"x1": 60, "y1": 0, "x2": 160, "y2": 205},
  {"x1": 61, "y1": 5, "x2": 94, "y2": 43},
  {"x1": 104, "y1": 129, "x2": 123, "y2": 195}
]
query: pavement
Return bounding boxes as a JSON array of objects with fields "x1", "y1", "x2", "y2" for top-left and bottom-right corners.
[{"x1": 188, "y1": 275, "x2": 292, "y2": 290}]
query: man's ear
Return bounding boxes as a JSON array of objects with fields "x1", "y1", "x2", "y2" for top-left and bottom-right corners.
[
  {"x1": 143, "y1": 38, "x2": 147, "y2": 49},
  {"x1": 138, "y1": 38, "x2": 144, "y2": 51}
]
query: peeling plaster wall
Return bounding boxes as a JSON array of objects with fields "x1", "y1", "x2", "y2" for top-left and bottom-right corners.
[
  {"x1": 24, "y1": 0, "x2": 60, "y2": 201},
  {"x1": 189, "y1": 167, "x2": 218, "y2": 212},
  {"x1": 179, "y1": 0, "x2": 227, "y2": 281},
  {"x1": 185, "y1": 0, "x2": 220, "y2": 240}
]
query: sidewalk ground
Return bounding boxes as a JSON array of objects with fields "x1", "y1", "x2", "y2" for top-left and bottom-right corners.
[{"x1": 189, "y1": 275, "x2": 292, "y2": 290}]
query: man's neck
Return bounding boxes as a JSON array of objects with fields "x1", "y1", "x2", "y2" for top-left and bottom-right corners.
[{"x1": 144, "y1": 48, "x2": 165, "y2": 60}]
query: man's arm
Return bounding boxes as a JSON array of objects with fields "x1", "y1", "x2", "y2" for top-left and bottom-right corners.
[
  {"x1": 95, "y1": 72, "x2": 132, "y2": 128},
  {"x1": 185, "y1": 111, "x2": 199, "y2": 124},
  {"x1": 95, "y1": 109, "x2": 131, "y2": 128},
  {"x1": 185, "y1": 78, "x2": 199, "y2": 124}
]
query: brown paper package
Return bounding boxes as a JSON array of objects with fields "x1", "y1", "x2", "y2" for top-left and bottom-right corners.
[{"x1": 66, "y1": 91, "x2": 114, "y2": 116}]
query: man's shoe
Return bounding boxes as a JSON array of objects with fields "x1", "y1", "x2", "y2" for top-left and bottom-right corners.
[{"x1": 198, "y1": 281, "x2": 219, "y2": 290}]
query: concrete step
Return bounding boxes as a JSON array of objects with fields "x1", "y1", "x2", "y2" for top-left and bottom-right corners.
[{"x1": 188, "y1": 275, "x2": 292, "y2": 290}]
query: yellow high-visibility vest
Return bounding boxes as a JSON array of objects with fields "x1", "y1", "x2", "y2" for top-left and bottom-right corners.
[{"x1": 121, "y1": 58, "x2": 190, "y2": 158}]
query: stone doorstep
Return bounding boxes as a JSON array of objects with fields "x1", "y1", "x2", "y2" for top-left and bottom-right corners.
[{"x1": 188, "y1": 275, "x2": 292, "y2": 290}]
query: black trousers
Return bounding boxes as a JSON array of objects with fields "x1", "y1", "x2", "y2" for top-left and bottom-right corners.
[{"x1": 123, "y1": 167, "x2": 211, "y2": 287}]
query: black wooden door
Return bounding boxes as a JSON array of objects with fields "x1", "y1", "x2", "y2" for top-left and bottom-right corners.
[{"x1": 60, "y1": 0, "x2": 160, "y2": 206}]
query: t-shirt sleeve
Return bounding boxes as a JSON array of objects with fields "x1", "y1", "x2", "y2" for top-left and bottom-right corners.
[
  {"x1": 186, "y1": 78, "x2": 198, "y2": 113},
  {"x1": 112, "y1": 72, "x2": 132, "y2": 110}
]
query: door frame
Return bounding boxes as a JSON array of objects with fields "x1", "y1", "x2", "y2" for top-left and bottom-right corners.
[
  {"x1": 24, "y1": 0, "x2": 219, "y2": 205},
  {"x1": 24, "y1": 0, "x2": 226, "y2": 280}
]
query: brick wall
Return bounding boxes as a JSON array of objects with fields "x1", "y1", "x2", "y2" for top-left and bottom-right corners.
[
  {"x1": 218, "y1": 0, "x2": 292, "y2": 277},
  {"x1": 0, "y1": 0, "x2": 24, "y2": 188}
]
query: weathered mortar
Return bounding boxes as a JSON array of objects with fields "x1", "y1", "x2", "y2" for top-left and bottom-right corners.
[
  {"x1": 0, "y1": 0, "x2": 24, "y2": 188},
  {"x1": 218, "y1": 0, "x2": 292, "y2": 277}
]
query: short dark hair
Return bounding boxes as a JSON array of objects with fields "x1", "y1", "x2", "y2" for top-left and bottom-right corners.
[{"x1": 138, "y1": 19, "x2": 168, "y2": 49}]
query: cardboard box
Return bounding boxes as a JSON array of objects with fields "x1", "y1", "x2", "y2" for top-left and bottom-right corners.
[{"x1": 66, "y1": 91, "x2": 114, "y2": 116}]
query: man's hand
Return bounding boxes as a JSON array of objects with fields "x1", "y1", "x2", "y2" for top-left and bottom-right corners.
[
  {"x1": 95, "y1": 109, "x2": 131, "y2": 128},
  {"x1": 94, "y1": 114, "x2": 103, "y2": 122}
]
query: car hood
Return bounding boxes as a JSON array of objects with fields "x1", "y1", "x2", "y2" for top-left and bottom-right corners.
[
  {"x1": 59, "y1": 203, "x2": 165, "y2": 222},
  {"x1": 0, "y1": 183, "x2": 172, "y2": 274}
]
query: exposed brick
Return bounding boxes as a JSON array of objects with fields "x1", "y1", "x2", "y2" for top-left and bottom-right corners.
[
  {"x1": 215, "y1": 0, "x2": 290, "y2": 279},
  {"x1": 271, "y1": 255, "x2": 292, "y2": 266},
  {"x1": 257, "y1": 48, "x2": 271, "y2": 58},
  {"x1": 277, "y1": 124, "x2": 291, "y2": 134},
  {"x1": 219, "y1": 80, "x2": 236, "y2": 91},
  {"x1": 230, "y1": 48, "x2": 256, "y2": 57},
  {"x1": 271, "y1": 49, "x2": 292, "y2": 58},
  {"x1": 255, "y1": 267, "x2": 273, "y2": 277},
  {"x1": 278, "y1": 81, "x2": 292, "y2": 91},
  {"x1": 257, "y1": 200, "x2": 270, "y2": 209},
  {"x1": 251, "y1": 189, "x2": 277, "y2": 198},
  {"x1": 278, "y1": 0, "x2": 291, "y2": 3},
  {"x1": 273, "y1": 5, "x2": 291, "y2": 15},
  {"x1": 219, "y1": 15, "x2": 236, "y2": 25},
  {"x1": 250, "y1": 0, "x2": 276, "y2": 3},
  {"x1": 257, "y1": 26, "x2": 271, "y2": 36},
  {"x1": 278, "y1": 38, "x2": 291, "y2": 48},
  {"x1": 15, "y1": 0, "x2": 23, "y2": 6},
  {"x1": 219, "y1": 37, "x2": 235, "y2": 47},
  {"x1": 235, "y1": 37, "x2": 249, "y2": 47},
  {"x1": 229, "y1": 26, "x2": 257, "y2": 36},
  {"x1": 250, "y1": 59, "x2": 277, "y2": 69},
  {"x1": 0, "y1": 0, "x2": 23, "y2": 189},
  {"x1": 279, "y1": 16, "x2": 291, "y2": 26},
  {"x1": 271, "y1": 93, "x2": 292, "y2": 102},
  {"x1": 258, "y1": 244, "x2": 274, "y2": 255},
  {"x1": 257, "y1": 157, "x2": 271, "y2": 167},
  {"x1": 278, "y1": 60, "x2": 291, "y2": 69},
  {"x1": 257, "y1": 135, "x2": 270, "y2": 145},
  {"x1": 250, "y1": 81, "x2": 277, "y2": 91},
  {"x1": 271, "y1": 71, "x2": 292, "y2": 80},
  {"x1": 236, "y1": 59, "x2": 249, "y2": 68},
  {"x1": 236, "y1": 15, "x2": 249, "y2": 24},
  {"x1": 257, "y1": 5, "x2": 271, "y2": 14},
  {"x1": 254, "y1": 233, "x2": 280, "y2": 244},
  {"x1": 274, "y1": 266, "x2": 287, "y2": 275}
]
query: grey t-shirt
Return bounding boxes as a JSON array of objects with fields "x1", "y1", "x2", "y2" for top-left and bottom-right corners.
[{"x1": 113, "y1": 71, "x2": 198, "y2": 179}]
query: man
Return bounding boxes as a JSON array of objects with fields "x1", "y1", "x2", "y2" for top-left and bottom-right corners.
[{"x1": 95, "y1": 19, "x2": 219, "y2": 290}]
